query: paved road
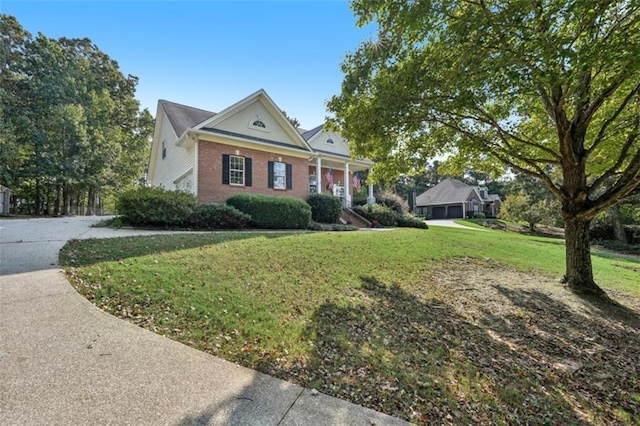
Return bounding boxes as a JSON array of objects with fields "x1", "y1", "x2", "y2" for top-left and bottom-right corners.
[{"x1": 0, "y1": 217, "x2": 408, "y2": 425}]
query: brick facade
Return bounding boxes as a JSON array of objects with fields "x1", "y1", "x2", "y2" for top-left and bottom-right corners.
[{"x1": 197, "y1": 140, "x2": 310, "y2": 204}]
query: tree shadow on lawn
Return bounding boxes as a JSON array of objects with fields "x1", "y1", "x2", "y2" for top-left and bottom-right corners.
[
  {"x1": 297, "y1": 275, "x2": 639, "y2": 425},
  {"x1": 59, "y1": 232, "x2": 290, "y2": 268}
]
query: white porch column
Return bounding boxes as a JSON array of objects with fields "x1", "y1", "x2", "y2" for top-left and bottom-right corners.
[
  {"x1": 344, "y1": 162, "x2": 351, "y2": 208},
  {"x1": 316, "y1": 157, "x2": 322, "y2": 194},
  {"x1": 367, "y1": 168, "x2": 376, "y2": 205},
  {"x1": 462, "y1": 202, "x2": 466, "y2": 219}
]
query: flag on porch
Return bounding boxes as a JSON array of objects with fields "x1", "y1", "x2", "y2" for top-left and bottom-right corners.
[
  {"x1": 352, "y1": 172, "x2": 361, "y2": 193},
  {"x1": 325, "y1": 168, "x2": 334, "y2": 191}
]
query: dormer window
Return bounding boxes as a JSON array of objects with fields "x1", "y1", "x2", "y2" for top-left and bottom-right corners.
[
  {"x1": 326, "y1": 138, "x2": 334, "y2": 145},
  {"x1": 249, "y1": 115, "x2": 269, "y2": 132}
]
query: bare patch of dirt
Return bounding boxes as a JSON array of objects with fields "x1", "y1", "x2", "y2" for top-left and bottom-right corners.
[{"x1": 418, "y1": 257, "x2": 640, "y2": 424}]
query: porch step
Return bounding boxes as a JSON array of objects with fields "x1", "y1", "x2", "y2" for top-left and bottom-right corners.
[{"x1": 341, "y1": 208, "x2": 372, "y2": 228}]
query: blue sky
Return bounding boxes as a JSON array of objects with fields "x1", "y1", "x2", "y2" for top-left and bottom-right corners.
[{"x1": 1, "y1": 0, "x2": 374, "y2": 129}]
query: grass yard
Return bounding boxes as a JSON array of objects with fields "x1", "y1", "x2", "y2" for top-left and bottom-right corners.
[{"x1": 60, "y1": 226, "x2": 640, "y2": 425}]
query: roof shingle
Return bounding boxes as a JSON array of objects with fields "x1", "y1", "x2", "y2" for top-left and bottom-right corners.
[
  {"x1": 159, "y1": 100, "x2": 216, "y2": 137},
  {"x1": 415, "y1": 178, "x2": 474, "y2": 206}
]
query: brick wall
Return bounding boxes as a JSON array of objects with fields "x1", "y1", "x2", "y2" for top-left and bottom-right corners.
[{"x1": 197, "y1": 141, "x2": 310, "y2": 203}]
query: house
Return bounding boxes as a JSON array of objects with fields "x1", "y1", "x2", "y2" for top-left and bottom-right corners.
[
  {"x1": 415, "y1": 178, "x2": 501, "y2": 219},
  {"x1": 0, "y1": 185, "x2": 11, "y2": 215},
  {"x1": 147, "y1": 89, "x2": 375, "y2": 207}
]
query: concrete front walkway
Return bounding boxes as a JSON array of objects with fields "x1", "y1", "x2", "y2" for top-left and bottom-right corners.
[{"x1": 0, "y1": 217, "x2": 409, "y2": 425}]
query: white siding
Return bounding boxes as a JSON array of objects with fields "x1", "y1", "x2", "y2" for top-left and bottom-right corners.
[
  {"x1": 175, "y1": 170, "x2": 195, "y2": 194},
  {"x1": 212, "y1": 100, "x2": 298, "y2": 146},
  {"x1": 150, "y1": 110, "x2": 196, "y2": 189},
  {"x1": 308, "y1": 130, "x2": 350, "y2": 157}
]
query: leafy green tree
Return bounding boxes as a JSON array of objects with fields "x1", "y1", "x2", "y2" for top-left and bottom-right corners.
[
  {"x1": 328, "y1": 1, "x2": 640, "y2": 296},
  {"x1": 500, "y1": 192, "x2": 560, "y2": 232},
  {"x1": 0, "y1": 15, "x2": 152, "y2": 215}
]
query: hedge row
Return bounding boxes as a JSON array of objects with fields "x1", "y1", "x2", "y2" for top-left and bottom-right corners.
[
  {"x1": 354, "y1": 203, "x2": 428, "y2": 229},
  {"x1": 226, "y1": 194, "x2": 311, "y2": 229},
  {"x1": 118, "y1": 188, "x2": 426, "y2": 231},
  {"x1": 118, "y1": 187, "x2": 197, "y2": 227},
  {"x1": 118, "y1": 188, "x2": 249, "y2": 229}
]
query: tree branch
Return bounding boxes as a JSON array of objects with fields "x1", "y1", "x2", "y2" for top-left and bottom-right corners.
[
  {"x1": 587, "y1": 81, "x2": 640, "y2": 153},
  {"x1": 590, "y1": 115, "x2": 640, "y2": 192},
  {"x1": 583, "y1": 68, "x2": 633, "y2": 123}
]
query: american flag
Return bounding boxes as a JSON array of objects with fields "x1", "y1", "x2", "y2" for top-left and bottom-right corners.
[
  {"x1": 325, "y1": 168, "x2": 334, "y2": 191},
  {"x1": 352, "y1": 172, "x2": 361, "y2": 193}
]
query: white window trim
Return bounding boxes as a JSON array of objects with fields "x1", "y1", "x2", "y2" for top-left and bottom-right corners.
[
  {"x1": 273, "y1": 161, "x2": 286, "y2": 190},
  {"x1": 248, "y1": 115, "x2": 269, "y2": 133},
  {"x1": 229, "y1": 155, "x2": 245, "y2": 186}
]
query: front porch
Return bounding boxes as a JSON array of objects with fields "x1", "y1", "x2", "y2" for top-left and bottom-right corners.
[{"x1": 307, "y1": 156, "x2": 374, "y2": 208}]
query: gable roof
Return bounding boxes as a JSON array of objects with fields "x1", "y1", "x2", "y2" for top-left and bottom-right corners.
[
  {"x1": 302, "y1": 124, "x2": 323, "y2": 141},
  {"x1": 416, "y1": 178, "x2": 475, "y2": 206},
  {"x1": 193, "y1": 89, "x2": 313, "y2": 153},
  {"x1": 159, "y1": 100, "x2": 216, "y2": 137}
]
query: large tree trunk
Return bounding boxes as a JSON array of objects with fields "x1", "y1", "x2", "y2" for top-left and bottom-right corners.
[{"x1": 562, "y1": 216, "x2": 605, "y2": 296}]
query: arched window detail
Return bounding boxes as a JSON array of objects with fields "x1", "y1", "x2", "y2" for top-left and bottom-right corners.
[{"x1": 249, "y1": 115, "x2": 269, "y2": 132}]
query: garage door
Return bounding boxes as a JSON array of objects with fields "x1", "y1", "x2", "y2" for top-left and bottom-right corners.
[
  {"x1": 432, "y1": 206, "x2": 446, "y2": 219},
  {"x1": 448, "y1": 205, "x2": 463, "y2": 218}
]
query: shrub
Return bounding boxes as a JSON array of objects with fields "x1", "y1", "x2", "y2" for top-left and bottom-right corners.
[
  {"x1": 118, "y1": 187, "x2": 196, "y2": 227},
  {"x1": 354, "y1": 203, "x2": 397, "y2": 226},
  {"x1": 227, "y1": 194, "x2": 311, "y2": 229},
  {"x1": 590, "y1": 222, "x2": 640, "y2": 244},
  {"x1": 109, "y1": 216, "x2": 124, "y2": 228},
  {"x1": 376, "y1": 189, "x2": 410, "y2": 213},
  {"x1": 190, "y1": 203, "x2": 251, "y2": 229},
  {"x1": 352, "y1": 197, "x2": 368, "y2": 207},
  {"x1": 307, "y1": 193, "x2": 342, "y2": 223},
  {"x1": 396, "y1": 213, "x2": 429, "y2": 229},
  {"x1": 595, "y1": 239, "x2": 640, "y2": 255},
  {"x1": 307, "y1": 221, "x2": 358, "y2": 231},
  {"x1": 473, "y1": 212, "x2": 486, "y2": 219}
]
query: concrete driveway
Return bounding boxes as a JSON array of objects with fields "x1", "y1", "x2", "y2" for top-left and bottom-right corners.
[
  {"x1": 426, "y1": 219, "x2": 486, "y2": 230},
  {"x1": 0, "y1": 216, "x2": 408, "y2": 425}
]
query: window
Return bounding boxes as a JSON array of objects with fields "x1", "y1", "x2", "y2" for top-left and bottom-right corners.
[
  {"x1": 268, "y1": 161, "x2": 292, "y2": 190},
  {"x1": 162, "y1": 140, "x2": 166, "y2": 160},
  {"x1": 249, "y1": 115, "x2": 269, "y2": 132},
  {"x1": 326, "y1": 138, "x2": 334, "y2": 145},
  {"x1": 229, "y1": 155, "x2": 245, "y2": 185},
  {"x1": 272, "y1": 162, "x2": 286, "y2": 190},
  {"x1": 222, "y1": 154, "x2": 252, "y2": 187}
]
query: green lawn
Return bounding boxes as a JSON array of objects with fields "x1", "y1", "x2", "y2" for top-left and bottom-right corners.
[{"x1": 61, "y1": 226, "x2": 640, "y2": 425}]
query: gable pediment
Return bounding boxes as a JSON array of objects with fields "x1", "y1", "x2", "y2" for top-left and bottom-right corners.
[
  {"x1": 306, "y1": 127, "x2": 351, "y2": 157},
  {"x1": 195, "y1": 90, "x2": 311, "y2": 152}
]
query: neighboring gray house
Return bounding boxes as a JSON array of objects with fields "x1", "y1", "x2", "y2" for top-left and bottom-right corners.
[
  {"x1": 0, "y1": 185, "x2": 11, "y2": 215},
  {"x1": 415, "y1": 178, "x2": 501, "y2": 219}
]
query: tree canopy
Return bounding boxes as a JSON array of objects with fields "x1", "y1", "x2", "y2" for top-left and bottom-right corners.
[
  {"x1": 328, "y1": 0, "x2": 640, "y2": 294},
  {"x1": 0, "y1": 14, "x2": 153, "y2": 215},
  {"x1": 328, "y1": 0, "x2": 640, "y2": 296}
]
